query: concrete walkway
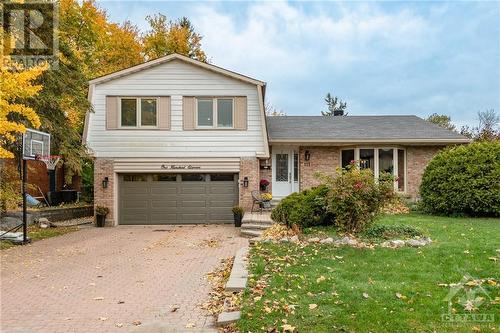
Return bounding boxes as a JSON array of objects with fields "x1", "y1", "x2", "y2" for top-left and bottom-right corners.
[{"x1": 1, "y1": 224, "x2": 247, "y2": 333}]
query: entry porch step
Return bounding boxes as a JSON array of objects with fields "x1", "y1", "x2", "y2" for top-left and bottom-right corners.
[{"x1": 240, "y1": 229, "x2": 263, "y2": 238}]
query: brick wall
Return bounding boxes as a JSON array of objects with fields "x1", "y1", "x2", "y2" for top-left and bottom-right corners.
[
  {"x1": 299, "y1": 146, "x2": 340, "y2": 189},
  {"x1": 259, "y1": 158, "x2": 272, "y2": 193},
  {"x1": 239, "y1": 157, "x2": 260, "y2": 211},
  {"x1": 406, "y1": 146, "x2": 442, "y2": 199},
  {"x1": 94, "y1": 158, "x2": 115, "y2": 226}
]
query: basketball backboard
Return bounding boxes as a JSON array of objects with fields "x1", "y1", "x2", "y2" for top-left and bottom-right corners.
[{"x1": 22, "y1": 128, "x2": 50, "y2": 160}]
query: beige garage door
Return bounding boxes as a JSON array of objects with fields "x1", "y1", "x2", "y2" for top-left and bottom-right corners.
[{"x1": 119, "y1": 173, "x2": 238, "y2": 225}]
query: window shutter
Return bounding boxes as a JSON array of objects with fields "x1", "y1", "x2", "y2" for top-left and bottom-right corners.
[
  {"x1": 234, "y1": 96, "x2": 247, "y2": 130},
  {"x1": 183, "y1": 96, "x2": 195, "y2": 130},
  {"x1": 158, "y1": 96, "x2": 171, "y2": 130},
  {"x1": 106, "y1": 96, "x2": 119, "y2": 129}
]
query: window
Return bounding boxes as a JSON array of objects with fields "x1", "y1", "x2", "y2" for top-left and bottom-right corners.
[
  {"x1": 276, "y1": 154, "x2": 288, "y2": 182},
  {"x1": 341, "y1": 149, "x2": 355, "y2": 168},
  {"x1": 359, "y1": 149, "x2": 375, "y2": 172},
  {"x1": 181, "y1": 174, "x2": 206, "y2": 181},
  {"x1": 210, "y1": 174, "x2": 234, "y2": 181},
  {"x1": 293, "y1": 153, "x2": 298, "y2": 182},
  {"x1": 121, "y1": 99, "x2": 137, "y2": 126},
  {"x1": 141, "y1": 99, "x2": 157, "y2": 126},
  {"x1": 123, "y1": 174, "x2": 147, "y2": 182},
  {"x1": 397, "y1": 149, "x2": 405, "y2": 191},
  {"x1": 152, "y1": 174, "x2": 177, "y2": 181},
  {"x1": 197, "y1": 98, "x2": 233, "y2": 128},
  {"x1": 378, "y1": 148, "x2": 394, "y2": 176},
  {"x1": 197, "y1": 99, "x2": 213, "y2": 127},
  {"x1": 120, "y1": 97, "x2": 157, "y2": 128}
]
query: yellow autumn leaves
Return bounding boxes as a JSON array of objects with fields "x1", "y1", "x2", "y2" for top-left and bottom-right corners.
[{"x1": 0, "y1": 58, "x2": 48, "y2": 158}]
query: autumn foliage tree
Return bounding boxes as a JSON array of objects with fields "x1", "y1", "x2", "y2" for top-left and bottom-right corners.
[
  {"x1": 143, "y1": 14, "x2": 207, "y2": 62},
  {"x1": 0, "y1": 58, "x2": 47, "y2": 158}
]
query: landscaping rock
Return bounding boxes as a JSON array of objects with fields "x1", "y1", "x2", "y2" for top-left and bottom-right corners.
[
  {"x1": 390, "y1": 240, "x2": 406, "y2": 248},
  {"x1": 320, "y1": 237, "x2": 334, "y2": 244},
  {"x1": 347, "y1": 238, "x2": 359, "y2": 246},
  {"x1": 406, "y1": 239, "x2": 426, "y2": 247},
  {"x1": 380, "y1": 241, "x2": 391, "y2": 248},
  {"x1": 217, "y1": 311, "x2": 241, "y2": 326},
  {"x1": 280, "y1": 237, "x2": 289, "y2": 243},
  {"x1": 422, "y1": 237, "x2": 432, "y2": 244},
  {"x1": 308, "y1": 237, "x2": 320, "y2": 243}
]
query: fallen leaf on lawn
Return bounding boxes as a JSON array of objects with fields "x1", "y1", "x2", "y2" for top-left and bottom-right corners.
[
  {"x1": 93, "y1": 297, "x2": 104, "y2": 301},
  {"x1": 472, "y1": 326, "x2": 481, "y2": 332},
  {"x1": 132, "y1": 320, "x2": 141, "y2": 326},
  {"x1": 362, "y1": 293, "x2": 369, "y2": 299},
  {"x1": 264, "y1": 306, "x2": 272, "y2": 313},
  {"x1": 488, "y1": 257, "x2": 498, "y2": 262},
  {"x1": 282, "y1": 324, "x2": 296, "y2": 332},
  {"x1": 99, "y1": 317, "x2": 108, "y2": 321},
  {"x1": 316, "y1": 276, "x2": 326, "y2": 283},
  {"x1": 185, "y1": 322, "x2": 196, "y2": 328},
  {"x1": 254, "y1": 296, "x2": 262, "y2": 302},
  {"x1": 309, "y1": 304, "x2": 318, "y2": 310},
  {"x1": 395, "y1": 293, "x2": 407, "y2": 300}
]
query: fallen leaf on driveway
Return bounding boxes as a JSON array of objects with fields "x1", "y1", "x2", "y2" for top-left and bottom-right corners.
[
  {"x1": 93, "y1": 297, "x2": 104, "y2": 301},
  {"x1": 185, "y1": 322, "x2": 196, "y2": 328},
  {"x1": 99, "y1": 317, "x2": 108, "y2": 321},
  {"x1": 170, "y1": 306, "x2": 179, "y2": 312},
  {"x1": 309, "y1": 304, "x2": 318, "y2": 310},
  {"x1": 115, "y1": 323, "x2": 123, "y2": 328},
  {"x1": 117, "y1": 300, "x2": 125, "y2": 304},
  {"x1": 132, "y1": 320, "x2": 141, "y2": 326}
]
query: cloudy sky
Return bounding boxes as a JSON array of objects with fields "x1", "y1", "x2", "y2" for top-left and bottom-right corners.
[{"x1": 97, "y1": 1, "x2": 500, "y2": 127}]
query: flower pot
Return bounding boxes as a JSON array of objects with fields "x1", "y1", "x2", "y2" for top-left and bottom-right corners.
[
  {"x1": 96, "y1": 215, "x2": 106, "y2": 227},
  {"x1": 233, "y1": 213, "x2": 242, "y2": 227}
]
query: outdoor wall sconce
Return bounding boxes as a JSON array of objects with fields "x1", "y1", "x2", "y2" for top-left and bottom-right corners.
[
  {"x1": 305, "y1": 150, "x2": 311, "y2": 161},
  {"x1": 243, "y1": 177, "x2": 249, "y2": 187},
  {"x1": 102, "y1": 177, "x2": 109, "y2": 189}
]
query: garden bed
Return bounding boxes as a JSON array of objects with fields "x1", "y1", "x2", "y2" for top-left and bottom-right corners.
[
  {"x1": 1, "y1": 204, "x2": 93, "y2": 228},
  {"x1": 238, "y1": 214, "x2": 500, "y2": 332}
]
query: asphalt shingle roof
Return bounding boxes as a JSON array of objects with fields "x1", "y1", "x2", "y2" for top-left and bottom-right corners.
[{"x1": 266, "y1": 115, "x2": 469, "y2": 142}]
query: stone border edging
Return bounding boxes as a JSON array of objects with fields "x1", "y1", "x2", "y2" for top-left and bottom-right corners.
[{"x1": 216, "y1": 246, "x2": 249, "y2": 326}]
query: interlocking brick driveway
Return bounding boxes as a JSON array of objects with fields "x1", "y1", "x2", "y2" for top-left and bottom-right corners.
[{"x1": 1, "y1": 225, "x2": 248, "y2": 333}]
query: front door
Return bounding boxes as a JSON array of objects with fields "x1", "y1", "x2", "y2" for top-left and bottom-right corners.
[{"x1": 272, "y1": 148, "x2": 299, "y2": 199}]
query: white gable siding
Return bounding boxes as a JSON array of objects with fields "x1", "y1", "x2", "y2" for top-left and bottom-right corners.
[{"x1": 87, "y1": 59, "x2": 266, "y2": 158}]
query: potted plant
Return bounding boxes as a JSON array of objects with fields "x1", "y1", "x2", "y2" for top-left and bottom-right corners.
[
  {"x1": 95, "y1": 205, "x2": 109, "y2": 227},
  {"x1": 260, "y1": 179, "x2": 270, "y2": 191},
  {"x1": 261, "y1": 192, "x2": 273, "y2": 209},
  {"x1": 232, "y1": 206, "x2": 244, "y2": 227}
]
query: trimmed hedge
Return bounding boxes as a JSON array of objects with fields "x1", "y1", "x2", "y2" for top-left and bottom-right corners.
[
  {"x1": 420, "y1": 141, "x2": 500, "y2": 216},
  {"x1": 271, "y1": 185, "x2": 332, "y2": 228}
]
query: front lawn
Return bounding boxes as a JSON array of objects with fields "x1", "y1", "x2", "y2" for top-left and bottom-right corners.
[
  {"x1": 0, "y1": 225, "x2": 80, "y2": 250},
  {"x1": 239, "y1": 214, "x2": 499, "y2": 332}
]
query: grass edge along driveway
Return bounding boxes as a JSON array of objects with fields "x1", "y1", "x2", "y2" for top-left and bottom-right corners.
[{"x1": 238, "y1": 213, "x2": 499, "y2": 333}]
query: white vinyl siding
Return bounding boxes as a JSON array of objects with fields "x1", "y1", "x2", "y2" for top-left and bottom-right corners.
[{"x1": 87, "y1": 59, "x2": 266, "y2": 158}]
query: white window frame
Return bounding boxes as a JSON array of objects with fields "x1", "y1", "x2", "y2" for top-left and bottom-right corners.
[
  {"x1": 119, "y1": 97, "x2": 159, "y2": 129},
  {"x1": 340, "y1": 147, "x2": 407, "y2": 193},
  {"x1": 195, "y1": 97, "x2": 235, "y2": 129}
]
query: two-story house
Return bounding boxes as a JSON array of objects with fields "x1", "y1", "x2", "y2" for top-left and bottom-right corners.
[{"x1": 83, "y1": 53, "x2": 469, "y2": 226}]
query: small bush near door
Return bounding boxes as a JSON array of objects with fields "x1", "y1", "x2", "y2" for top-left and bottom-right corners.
[
  {"x1": 420, "y1": 141, "x2": 500, "y2": 217},
  {"x1": 271, "y1": 184, "x2": 332, "y2": 228}
]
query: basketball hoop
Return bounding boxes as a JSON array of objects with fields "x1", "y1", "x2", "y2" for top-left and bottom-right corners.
[{"x1": 36, "y1": 154, "x2": 61, "y2": 170}]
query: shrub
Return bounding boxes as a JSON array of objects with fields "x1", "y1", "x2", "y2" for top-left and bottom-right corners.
[
  {"x1": 363, "y1": 224, "x2": 423, "y2": 239},
  {"x1": 95, "y1": 206, "x2": 109, "y2": 216},
  {"x1": 271, "y1": 184, "x2": 332, "y2": 229},
  {"x1": 420, "y1": 141, "x2": 500, "y2": 216},
  {"x1": 232, "y1": 206, "x2": 244, "y2": 215},
  {"x1": 322, "y1": 164, "x2": 394, "y2": 233}
]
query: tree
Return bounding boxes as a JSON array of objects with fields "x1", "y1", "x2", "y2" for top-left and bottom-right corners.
[
  {"x1": 322, "y1": 93, "x2": 347, "y2": 116},
  {"x1": 265, "y1": 103, "x2": 286, "y2": 116},
  {"x1": 142, "y1": 14, "x2": 207, "y2": 62},
  {"x1": 426, "y1": 113, "x2": 456, "y2": 131},
  {"x1": 0, "y1": 58, "x2": 47, "y2": 158},
  {"x1": 460, "y1": 109, "x2": 500, "y2": 142}
]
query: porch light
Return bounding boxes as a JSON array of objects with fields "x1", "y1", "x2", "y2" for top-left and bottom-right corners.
[
  {"x1": 102, "y1": 177, "x2": 109, "y2": 189},
  {"x1": 304, "y1": 150, "x2": 311, "y2": 161},
  {"x1": 243, "y1": 177, "x2": 249, "y2": 188}
]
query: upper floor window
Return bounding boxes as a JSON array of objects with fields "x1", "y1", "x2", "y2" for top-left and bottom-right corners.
[
  {"x1": 120, "y1": 97, "x2": 157, "y2": 128},
  {"x1": 196, "y1": 98, "x2": 233, "y2": 128}
]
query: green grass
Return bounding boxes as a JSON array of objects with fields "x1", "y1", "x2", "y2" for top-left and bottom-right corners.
[
  {"x1": 239, "y1": 213, "x2": 500, "y2": 332},
  {"x1": 0, "y1": 225, "x2": 80, "y2": 250}
]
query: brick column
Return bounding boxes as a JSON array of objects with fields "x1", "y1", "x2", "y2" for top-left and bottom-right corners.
[
  {"x1": 93, "y1": 158, "x2": 115, "y2": 226},
  {"x1": 406, "y1": 146, "x2": 442, "y2": 199},
  {"x1": 239, "y1": 157, "x2": 260, "y2": 212}
]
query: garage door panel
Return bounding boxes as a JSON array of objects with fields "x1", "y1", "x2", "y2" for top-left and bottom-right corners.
[{"x1": 119, "y1": 173, "x2": 238, "y2": 225}]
